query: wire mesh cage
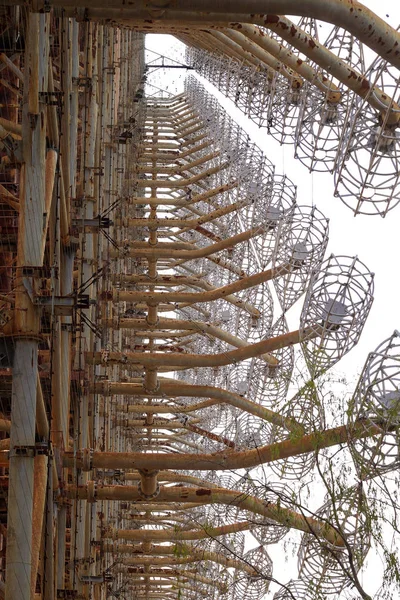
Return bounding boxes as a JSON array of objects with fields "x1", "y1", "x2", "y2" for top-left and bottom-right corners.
[
  {"x1": 300, "y1": 255, "x2": 374, "y2": 377},
  {"x1": 348, "y1": 330, "x2": 400, "y2": 478},
  {"x1": 298, "y1": 486, "x2": 371, "y2": 595}
]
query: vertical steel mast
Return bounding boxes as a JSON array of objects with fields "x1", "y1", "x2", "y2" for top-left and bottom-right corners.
[{"x1": 0, "y1": 2, "x2": 398, "y2": 599}]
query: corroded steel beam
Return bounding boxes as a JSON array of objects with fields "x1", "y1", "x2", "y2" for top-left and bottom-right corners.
[
  {"x1": 106, "y1": 520, "x2": 252, "y2": 541},
  {"x1": 86, "y1": 327, "x2": 314, "y2": 368},
  {"x1": 32, "y1": 1, "x2": 400, "y2": 69},
  {"x1": 64, "y1": 421, "x2": 382, "y2": 473},
  {"x1": 102, "y1": 317, "x2": 279, "y2": 365},
  {"x1": 115, "y1": 200, "x2": 246, "y2": 228},
  {"x1": 94, "y1": 380, "x2": 303, "y2": 433},
  {"x1": 64, "y1": 483, "x2": 344, "y2": 545},
  {"x1": 127, "y1": 182, "x2": 238, "y2": 206},
  {"x1": 113, "y1": 544, "x2": 259, "y2": 575},
  {"x1": 225, "y1": 26, "x2": 341, "y2": 101},
  {"x1": 108, "y1": 262, "x2": 294, "y2": 308},
  {"x1": 110, "y1": 226, "x2": 264, "y2": 260}
]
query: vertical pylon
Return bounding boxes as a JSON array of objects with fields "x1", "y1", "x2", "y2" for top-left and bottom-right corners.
[{"x1": 0, "y1": 4, "x2": 400, "y2": 599}]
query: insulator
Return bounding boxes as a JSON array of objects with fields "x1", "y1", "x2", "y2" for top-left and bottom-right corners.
[
  {"x1": 300, "y1": 254, "x2": 374, "y2": 377},
  {"x1": 298, "y1": 486, "x2": 371, "y2": 595},
  {"x1": 348, "y1": 330, "x2": 400, "y2": 477}
]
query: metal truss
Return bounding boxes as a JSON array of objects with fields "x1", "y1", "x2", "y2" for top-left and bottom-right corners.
[
  {"x1": 0, "y1": 3, "x2": 399, "y2": 600},
  {"x1": 179, "y1": 19, "x2": 400, "y2": 217}
]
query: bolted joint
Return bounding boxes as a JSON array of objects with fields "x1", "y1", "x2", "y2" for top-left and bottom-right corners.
[
  {"x1": 86, "y1": 480, "x2": 97, "y2": 503},
  {"x1": 81, "y1": 447, "x2": 93, "y2": 472},
  {"x1": 9, "y1": 445, "x2": 36, "y2": 459},
  {"x1": 100, "y1": 291, "x2": 113, "y2": 302},
  {"x1": 104, "y1": 526, "x2": 118, "y2": 541},
  {"x1": 138, "y1": 469, "x2": 160, "y2": 499},
  {"x1": 114, "y1": 469, "x2": 125, "y2": 482},
  {"x1": 56, "y1": 591, "x2": 81, "y2": 599}
]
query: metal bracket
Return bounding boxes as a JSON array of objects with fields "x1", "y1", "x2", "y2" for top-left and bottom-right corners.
[
  {"x1": 0, "y1": 134, "x2": 22, "y2": 162},
  {"x1": 39, "y1": 91, "x2": 63, "y2": 106},
  {"x1": 10, "y1": 443, "x2": 50, "y2": 458},
  {"x1": 35, "y1": 442, "x2": 50, "y2": 456},
  {"x1": 11, "y1": 445, "x2": 36, "y2": 458},
  {"x1": 34, "y1": 294, "x2": 90, "y2": 315},
  {"x1": 22, "y1": 265, "x2": 53, "y2": 279},
  {"x1": 79, "y1": 574, "x2": 103, "y2": 584},
  {"x1": 57, "y1": 592, "x2": 80, "y2": 599},
  {"x1": 72, "y1": 215, "x2": 113, "y2": 230},
  {"x1": 72, "y1": 196, "x2": 84, "y2": 208},
  {"x1": 113, "y1": 469, "x2": 124, "y2": 482},
  {"x1": 72, "y1": 76, "x2": 92, "y2": 88},
  {"x1": 75, "y1": 294, "x2": 91, "y2": 309}
]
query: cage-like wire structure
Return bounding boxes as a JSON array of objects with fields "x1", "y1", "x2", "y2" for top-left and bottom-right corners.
[
  {"x1": 233, "y1": 546, "x2": 273, "y2": 600},
  {"x1": 300, "y1": 254, "x2": 375, "y2": 377},
  {"x1": 184, "y1": 19, "x2": 400, "y2": 217},
  {"x1": 272, "y1": 204, "x2": 329, "y2": 311},
  {"x1": 334, "y1": 58, "x2": 400, "y2": 216},
  {"x1": 348, "y1": 330, "x2": 400, "y2": 478},
  {"x1": 2, "y1": 5, "x2": 400, "y2": 598},
  {"x1": 294, "y1": 26, "x2": 366, "y2": 174},
  {"x1": 273, "y1": 578, "x2": 327, "y2": 600},
  {"x1": 298, "y1": 486, "x2": 371, "y2": 595},
  {"x1": 269, "y1": 381, "x2": 326, "y2": 480}
]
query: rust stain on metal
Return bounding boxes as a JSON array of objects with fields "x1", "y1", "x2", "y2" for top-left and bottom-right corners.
[
  {"x1": 196, "y1": 488, "x2": 212, "y2": 496},
  {"x1": 264, "y1": 15, "x2": 279, "y2": 24},
  {"x1": 361, "y1": 79, "x2": 370, "y2": 91}
]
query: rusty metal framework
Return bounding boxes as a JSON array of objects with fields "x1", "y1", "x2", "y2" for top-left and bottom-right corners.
[
  {"x1": 182, "y1": 22, "x2": 400, "y2": 217},
  {"x1": 0, "y1": 2, "x2": 398, "y2": 600}
]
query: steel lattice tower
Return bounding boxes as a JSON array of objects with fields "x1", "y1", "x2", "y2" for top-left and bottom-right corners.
[{"x1": 0, "y1": 2, "x2": 398, "y2": 600}]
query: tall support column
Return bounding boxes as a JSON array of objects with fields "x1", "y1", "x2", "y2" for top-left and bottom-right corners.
[
  {"x1": 5, "y1": 11, "x2": 48, "y2": 600},
  {"x1": 6, "y1": 340, "x2": 38, "y2": 600}
]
